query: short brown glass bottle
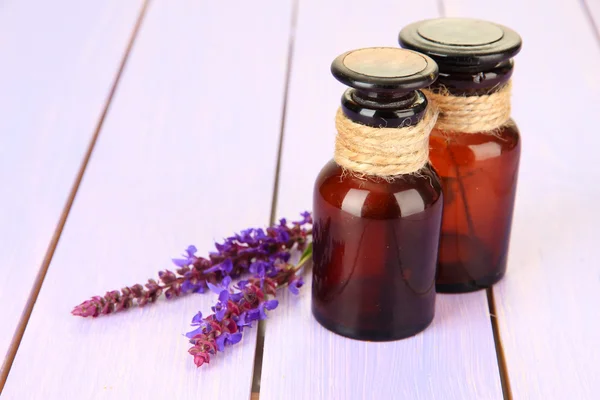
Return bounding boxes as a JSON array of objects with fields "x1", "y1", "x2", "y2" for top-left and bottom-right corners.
[
  {"x1": 312, "y1": 48, "x2": 444, "y2": 341},
  {"x1": 400, "y1": 18, "x2": 523, "y2": 292}
]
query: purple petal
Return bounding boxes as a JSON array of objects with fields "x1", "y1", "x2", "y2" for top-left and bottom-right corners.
[
  {"x1": 218, "y1": 290, "x2": 230, "y2": 303},
  {"x1": 204, "y1": 265, "x2": 220, "y2": 273},
  {"x1": 172, "y1": 258, "x2": 189, "y2": 267},
  {"x1": 258, "y1": 306, "x2": 268, "y2": 320},
  {"x1": 288, "y1": 277, "x2": 304, "y2": 295},
  {"x1": 239, "y1": 229, "x2": 254, "y2": 242},
  {"x1": 250, "y1": 261, "x2": 271, "y2": 278},
  {"x1": 214, "y1": 242, "x2": 231, "y2": 252},
  {"x1": 222, "y1": 276, "x2": 232, "y2": 289},
  {"x1": 207, "y1": 282, "x2": 222, "y2": 294},
  {"x1": 249, "y1": 262, "x2": 260, "y2": 275},
  {"x1": 236, "y1": 312, "x2": 251, "y2": 328},
  {"x1": 227, "y1": 332, "x2": 243, "y2": 345},
  {"x1": 230, "y1": 292, "x2": 243, "y2": 302},
  {"x1": 277, "y1": 230, "x2": 290, "y2": 243},
  {"x1": 236, "y1": 280, "x2": 249, "y2": 289},
  {"x1": 216, "y1": 308, "x2": 227, "y2": 321},
  {"x1": 207, "y1": 259, "x2": 234, "y2": 274},
  {"x1": 215, "y1": 333, "x2": 227, "y2": 352},
  {"x1": 185, "y1": 326, "x2": 204, "y2": 339},
  {"x1": 186, "y1": 245, "x2": 198, "y2": 256},
  {"x1": 181, "y1": 280, "x2": 194, "y2": 294},
  {"x1": 264, "y1": 299, "x2": 279, "y2": 311},
  {"x1": 193, "y1": 283, "x2": 206, "y2": 294},
  {"x1": 191, "y1": 311, "x2": 203, "y2": 324},
  {"x1": 247, "y1": 309, "x2": 261, "y2": 322},
  {"x1": 299, "y1": 211, "x2": 312, "y2": 224},
  {"x1": 272, "y1": 252, "x2": 291, "y2": 262},
  {"x1": 288, "y1": 284, "x2": 299, "y2": 295},
  {"x1": 221, "y1": 259, "x2": 234, "y2": 274},
  {"x1": 238, "y1": 247, "x2": 258, "y2": 256}
]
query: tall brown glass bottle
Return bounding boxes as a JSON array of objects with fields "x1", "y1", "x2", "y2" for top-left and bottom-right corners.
[
  {"x1": 312, "y1": 48, "x2": 443, "y2": 341},
  {"x1": 400, "y1": 18, "x2": 523, "y2": 292}
]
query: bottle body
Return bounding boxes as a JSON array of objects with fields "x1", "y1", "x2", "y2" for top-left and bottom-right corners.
[
  {"x1": 312, "y1": 160, "x2": 443, "y2": 341},
  {"x1": 429, "y1": 121, "x2": 521, "y2": 292}
]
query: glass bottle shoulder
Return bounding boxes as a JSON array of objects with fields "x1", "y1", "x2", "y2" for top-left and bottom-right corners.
[
  {"x1": 314, "y1": 160, "x2": 443, "y2": 220},
  {"x1": 430, "y1": 119, "x2": 520, "y2": 157},
  {"x1": 429, "y1": 119, "x2": 521, "y2": 172}
]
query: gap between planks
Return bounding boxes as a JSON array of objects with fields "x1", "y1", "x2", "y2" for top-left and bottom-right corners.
[
  {"x1": 259, "y1": 1, "x2": 505, "y2": 398},
  {"x1": 0, "y1": 0, "x2": 152, "y2": 391},
  {"x1": 487, "y1": 289, "x2": 512, "y2": 400},
  {"x1": 252, "y1": 0, "x2": 300, "y2": 397},
  {"x1": 581, "y1": 0, "x2": 600, "y2": 47}
]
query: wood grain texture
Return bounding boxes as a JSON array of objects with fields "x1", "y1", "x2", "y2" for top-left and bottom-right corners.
[
  {"x1": 262, "y1": 275, "x2": 502, "y2": 400},
  {"x1": 443, "y1": 1, "x2": 600, "y2": 398},
  {"x1": 0, "y1": 0, "x2": 144, "y2": 369},
  {"x1": 260, "y1": 1, "x2": 503, "y2": 399},
  {"x1": 1, "y1": 0, "x2": 293, "y2": 398}
]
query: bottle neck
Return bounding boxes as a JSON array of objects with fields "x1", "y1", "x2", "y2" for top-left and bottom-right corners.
[
  {"x1": 340, "y1": 89, "x2": 428, "y2": 128},
  {"x1": 432, "y1": 60, "x2": 513, "y2": 96}
]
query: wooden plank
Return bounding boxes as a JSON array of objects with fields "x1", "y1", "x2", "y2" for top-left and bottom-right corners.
[
  {"x1": 0, "y1": 0, "x2": 145, "y2": 372},
  {"x1": 442, "y1": 1, "x2": 600, "y2": 399},
  {"x1": 259, "y1": 1, "x2": 503, "y2": 399},
  {"x1": 263, "y1": 275, "x2": 502, "y2": 399},
  {"x1": 1, "y1": 0, "x2": 293, "y2": 398}
]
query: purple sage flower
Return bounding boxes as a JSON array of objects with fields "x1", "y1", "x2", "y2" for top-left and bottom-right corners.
[
  {"x1": 288, "y1": 276, "x2": 304, "y2": 295},
  {"x1": 204, "y1": 258, "x2": 234, "y2": 275},
  {"x1": 258, "y1": 299, "x2": 279, "y2": 319},
  {"x1": 172, "y1": 245, "x2": 198, "y2": 267},
  {"x1": 215, "y1": 332, "x2": 243, "y2": 351},
  {"x1": 73, "y1": 212, "x2": 312, "y2": 320}
]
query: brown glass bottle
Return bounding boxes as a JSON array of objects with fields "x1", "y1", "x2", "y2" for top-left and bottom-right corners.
[
  {"x1": 312, "y1": 48, "x2": 443, "y2": 341},
  {"x1": 400, "y1": 18, "x2": 523, "y2": 292}
]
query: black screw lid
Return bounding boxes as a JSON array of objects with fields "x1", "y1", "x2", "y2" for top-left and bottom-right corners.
[
  {"x1": 331, "y1": 47, "x2": 438, "y2": 97},
  {"x1": 399, "y1": 18, "x2": 522, "y2": 70}
]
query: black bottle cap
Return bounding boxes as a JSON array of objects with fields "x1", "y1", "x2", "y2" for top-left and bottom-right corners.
[
  {"x1": 331, "y1": 47, "x2": 438, "y2": 98},
  {"x1": 399, "y1": 18, "x2": 522, "y2": 71}
]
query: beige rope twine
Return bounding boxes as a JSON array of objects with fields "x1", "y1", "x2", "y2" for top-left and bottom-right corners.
[
  {"x1": 334, "y1": 106, "x2": 438, "y2": 177},
  {"x1": 422, "y1": 81, "x2": 512, "y2": 133}
]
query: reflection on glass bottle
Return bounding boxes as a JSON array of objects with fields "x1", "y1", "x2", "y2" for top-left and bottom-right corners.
[
  {"x1": 400, "y1": 18, "x2": 523, "y2": 292},
  {"x1": 313, "y1": 161, "x2": 442, "y2": 340},
  {"x1": 429, "y1": 124, "x2": 520, "y2": 291}
]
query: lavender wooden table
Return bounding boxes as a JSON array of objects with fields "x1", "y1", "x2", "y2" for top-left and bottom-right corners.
[{"x1": 1, "y1": 0, "x2": 598, "y2": 399}]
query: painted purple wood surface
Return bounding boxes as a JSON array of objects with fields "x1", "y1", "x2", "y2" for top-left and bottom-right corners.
[
  {"x1": 443, "y1": 1, "x2": 600, "y2": 398},
  {"x1": 1, "y1": 0, "x2": 293, "y2": 398},
  {"x1": 586, "y1": 0, "x2": 600, "y2": 28},
  {"x1": 0, "y1": 0, "x2": 144, "y2": 369},
  {"x1": 262, "y1": 275, "x2": 502, "y2": 400},
  {"x1": 259, "y1": 1, "x2": 503, "y2": 399}
]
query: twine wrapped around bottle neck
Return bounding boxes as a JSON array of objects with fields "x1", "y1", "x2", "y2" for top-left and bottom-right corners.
[
  {"x1": 334, "y1": 106, "x2": 438, "y2": 177},
  {"x1": 422, "y1": 81, "x2": 512, "y2": 133}
]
